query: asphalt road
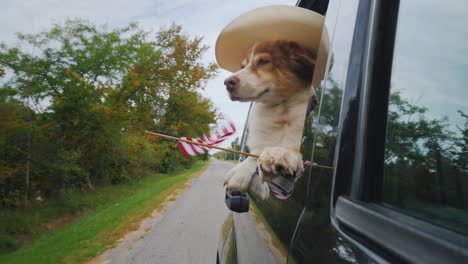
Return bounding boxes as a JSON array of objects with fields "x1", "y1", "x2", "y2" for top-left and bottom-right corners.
[{"x1": 92, "y1": 159, "x2": 232, "y2": 264}]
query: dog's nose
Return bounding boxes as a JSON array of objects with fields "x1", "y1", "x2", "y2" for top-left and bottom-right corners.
[{"x1": 224, "y1": 76, "x2": 239, "y2": 93}]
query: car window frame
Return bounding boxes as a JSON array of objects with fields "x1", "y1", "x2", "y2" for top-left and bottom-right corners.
[{"x1": 330, "y1": 0, "x2": 468, "y2": 263}]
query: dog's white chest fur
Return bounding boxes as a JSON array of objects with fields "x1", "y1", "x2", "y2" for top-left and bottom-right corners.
[{"x1": 247, "y1": 89, "x2": 310, "y2": 155}]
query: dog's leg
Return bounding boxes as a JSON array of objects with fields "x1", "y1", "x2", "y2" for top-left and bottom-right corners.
[
  {"x1": 257, "y1": 147, "x2": 304, "y2": 183},
  {"x1": 248, "y1": 173, "x2": 270, "y2": 201},
  {"x1": 224, "y1": 157, "x2": 259, "y2": 193}
]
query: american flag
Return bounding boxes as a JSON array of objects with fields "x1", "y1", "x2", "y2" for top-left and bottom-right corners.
[{"x1": 177, "y1": 121, "x2": 236, "y2": 156}]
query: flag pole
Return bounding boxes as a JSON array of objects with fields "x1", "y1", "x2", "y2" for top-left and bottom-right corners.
[
  {"x1": 144, "y1": 130, "x2": 259, "y2": 158},
  {"x1": 144, "y1": 130, "x2": 334, "y2": 169}
]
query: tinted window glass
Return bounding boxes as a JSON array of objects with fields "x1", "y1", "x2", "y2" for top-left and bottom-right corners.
[
  {"x1": 383, "y1": 0, "x2": 468, "y2": 234},
  {"x1": 289, "y1": 0, "x2": 369, "y2": 263}
]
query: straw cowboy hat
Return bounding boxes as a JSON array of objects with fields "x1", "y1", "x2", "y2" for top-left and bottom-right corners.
[{"x1": 215, "y1": 5, "x2": 329, "y2": 87}]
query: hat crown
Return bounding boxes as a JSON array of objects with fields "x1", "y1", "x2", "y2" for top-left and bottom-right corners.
[{"x1": 215, "y1": 5, "x2": 325, "y2": 73}]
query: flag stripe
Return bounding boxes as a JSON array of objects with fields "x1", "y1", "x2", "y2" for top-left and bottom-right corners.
[
  {"x1": 229, "y1": 122, "x2": 236, "y2": 132},
  {"x1": 178, "y1": 141, "x2": 195, "y2": 156},
  {"x1": 176, "y1": 121, "x2": 237, "y2": 157}
]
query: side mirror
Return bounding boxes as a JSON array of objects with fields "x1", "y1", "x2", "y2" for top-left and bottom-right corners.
[{"x1": 225, "y1": 189, "x2": 249, "y2": 213}]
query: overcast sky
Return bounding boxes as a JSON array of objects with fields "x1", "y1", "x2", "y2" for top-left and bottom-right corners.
[{"x1": 1, "y1": 0, "x2": 296, "y2": 148}]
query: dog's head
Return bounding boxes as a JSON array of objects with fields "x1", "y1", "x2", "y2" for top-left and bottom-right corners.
[{"x1": 224, "y1": 40, "x2": 316, "y2": 105}]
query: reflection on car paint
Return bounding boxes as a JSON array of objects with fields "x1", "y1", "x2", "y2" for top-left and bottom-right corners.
[
  {"x1": 220, "y1": 213, "x2": 236, "y2": 264},
  {"x1": 249, "y1": 200, "x2": 290, "y2": 263},
  {"x1": 233, "y1": 211, "x2": 284, "y2": 264}
]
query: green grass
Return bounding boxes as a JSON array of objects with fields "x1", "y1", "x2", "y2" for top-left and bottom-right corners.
[{"x1": 0, "y1": 160, "x2": 210, "y2": 264}]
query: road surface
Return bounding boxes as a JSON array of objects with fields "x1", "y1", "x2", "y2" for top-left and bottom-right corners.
[{"x1": 92, "y1": 159, "x2": 232, "y2": 264}]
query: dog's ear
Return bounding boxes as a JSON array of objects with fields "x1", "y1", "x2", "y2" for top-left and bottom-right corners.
[{"x1": 290, "y1": 48, "x2": 316, "y2": 85}]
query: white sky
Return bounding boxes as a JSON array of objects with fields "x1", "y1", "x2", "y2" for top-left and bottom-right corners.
[{"x1": 1, "y1": 0, "x2": 296, "y2": 149}]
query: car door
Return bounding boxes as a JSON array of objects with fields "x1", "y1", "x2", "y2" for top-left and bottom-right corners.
[
  {"x1": 289, "y1": 0, "x2": 468, "y2": 263},
  {"x1": 331, "y1": 0, "x2": 468, "y2": 263}
]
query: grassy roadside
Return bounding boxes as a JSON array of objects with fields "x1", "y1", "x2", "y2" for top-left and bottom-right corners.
[{"x1": 0, "y1": 160, "x2": 210, "y2": 264}]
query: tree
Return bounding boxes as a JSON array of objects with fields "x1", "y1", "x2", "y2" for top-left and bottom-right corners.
[
  {"x1": 0, "y1": 20, "x2": 218, "y2": 206},
  {"x1": 213, "y1": 137, "x2": 240, "y2": 161}
]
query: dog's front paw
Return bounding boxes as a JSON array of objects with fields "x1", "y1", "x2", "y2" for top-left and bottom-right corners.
[
  {"x1": 224, "y1": 165, "x2": 255, "y2": 193},
  {"x1": 257, "y1": 147, "x2": 302, "y2": 182}
]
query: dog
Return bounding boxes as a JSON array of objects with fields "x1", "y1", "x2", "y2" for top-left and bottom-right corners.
[{"x1": 223, "y1": 39, "x2": 317, "y2": 201}]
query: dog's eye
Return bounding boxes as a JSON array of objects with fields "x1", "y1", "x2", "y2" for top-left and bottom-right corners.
[
  {"x1": 258, "y1": 58, "x2": 270, "y2": 65},
  {"x1": 240, "y1": 65, "x2": 245, "y2": 69}
]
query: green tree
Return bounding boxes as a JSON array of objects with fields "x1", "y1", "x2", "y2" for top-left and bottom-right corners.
[
  {"x1": 0, "y1": 20, "x2": 218, "y2": 206},
  {"x1": 213, "y1": 137, "x2": 240, "y2": 161}
]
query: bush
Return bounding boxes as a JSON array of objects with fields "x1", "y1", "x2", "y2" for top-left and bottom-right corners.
[{"x1": 0, "y1": 236, "x2": 18, "y2": 254}]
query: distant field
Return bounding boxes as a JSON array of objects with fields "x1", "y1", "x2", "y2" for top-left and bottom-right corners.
[{"x1": 0, "y1": 160, "x2": 210, "y2": 264}]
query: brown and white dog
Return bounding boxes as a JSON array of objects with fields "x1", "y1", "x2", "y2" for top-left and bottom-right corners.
[{"x1": 223, "y1": 39, "x2": 317, "y2": 201}]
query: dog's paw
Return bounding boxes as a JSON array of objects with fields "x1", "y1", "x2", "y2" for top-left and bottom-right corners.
[
  {"x1": 257, "y1": 147, "x2": 302, "y2": 182},
  {"x1": 223, "y1": 166, "x2": 255, "y2": 193}
]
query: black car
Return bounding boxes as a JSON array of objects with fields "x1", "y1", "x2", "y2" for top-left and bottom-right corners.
[{"x1": 217, "y1": 0, "x2": 468, "y2": 263}]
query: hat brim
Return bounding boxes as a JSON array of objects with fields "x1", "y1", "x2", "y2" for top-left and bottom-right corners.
[{"x1": 215, "y1": 5, "x2": 326, "y2": 74}]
